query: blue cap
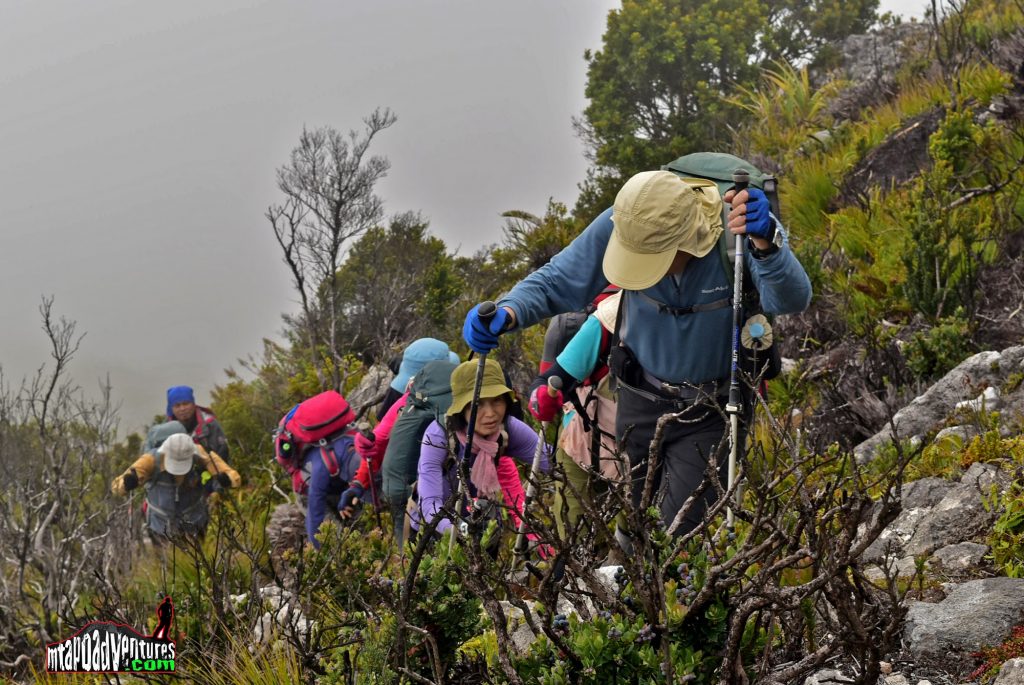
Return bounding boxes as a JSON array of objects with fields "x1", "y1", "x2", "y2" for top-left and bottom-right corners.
[
  {"x1": 166, "y1": 385, "x2": 195, "y2": 418},
  {"x1": 390, "y1": 338, "x2": 454, "y2": 392}
]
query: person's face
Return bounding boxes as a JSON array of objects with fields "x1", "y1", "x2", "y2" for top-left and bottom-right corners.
[
  {"x1": 172, "y1": 401, "x2": 196, "y2": 422},
  {"x1": 463, "y1": 396, "x2": 507, "y2": 437},
  {"x1": 664, "y1": 250, "x2": 693, "y2": 276}
]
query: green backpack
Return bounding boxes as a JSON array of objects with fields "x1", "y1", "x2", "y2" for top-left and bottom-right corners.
[
  {"x1": 663, "y1": 152, "x2": 783, "y2": 381},
  {"x1": 380, "y1": 359, "x2": 458, "y2": 506}
]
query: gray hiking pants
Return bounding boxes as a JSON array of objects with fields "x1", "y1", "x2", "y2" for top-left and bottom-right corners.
[{"x1": 615, "y1": 378, "x2": 748, "y2": 536}]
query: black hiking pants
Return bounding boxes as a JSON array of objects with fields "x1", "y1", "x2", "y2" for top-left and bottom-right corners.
[{"x1": 615, "y1": 378, "x2": 749, "y2": 537}]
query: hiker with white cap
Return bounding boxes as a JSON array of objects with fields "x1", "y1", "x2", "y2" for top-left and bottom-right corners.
[
  {"x1": 463, "y1": 170, "x2": 811, "y2": 537},
  {"x1": 111, "y1": 431, "x2": 240, "y2": 540}
]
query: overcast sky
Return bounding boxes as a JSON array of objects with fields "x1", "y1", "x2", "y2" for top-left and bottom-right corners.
[{"x1": 0, "y1": 0, "x2": 927, "y2": 436}]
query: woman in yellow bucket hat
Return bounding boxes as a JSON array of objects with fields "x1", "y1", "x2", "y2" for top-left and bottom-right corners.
[{"x1": 411, "y1": 358, "x2": 549, "y2": 543}]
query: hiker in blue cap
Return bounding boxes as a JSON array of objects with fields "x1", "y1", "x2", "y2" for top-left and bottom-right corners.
[
  {"x1": 159, "y1": 385, "x2": 231, "y2": 463},
  {"x1": 378, "y1": 338, "x2": 460, "y2": 417}
]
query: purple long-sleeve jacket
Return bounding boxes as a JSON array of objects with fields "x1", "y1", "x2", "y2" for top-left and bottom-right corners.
[{"x1": 413, "y1": 417, "x2": 550, "y2": 534}]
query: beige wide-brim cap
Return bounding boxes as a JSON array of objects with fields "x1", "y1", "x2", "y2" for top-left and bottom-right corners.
[
  {"x1": 447, "y1": 358, "x2": 513, "y2": 418},
  {"x1": 603, "y1": 170, "x2": 721, "y2": 290},
  {"x1": 159, "y1": 433, "x2": 197, "y2": 476}
]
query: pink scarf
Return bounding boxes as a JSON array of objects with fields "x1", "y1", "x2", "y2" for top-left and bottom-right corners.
[{"x1": 457, "y1": 429, "x2": 502, "y2": 498}]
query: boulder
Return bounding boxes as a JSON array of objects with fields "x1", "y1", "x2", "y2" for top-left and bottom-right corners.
[
  {"x1": 864, "y1": 555, "x2": 918, "y2": 582},
  {"x1": 345, "y1": 363, "x2": 392, "y2": 416},
  {"x1": 904, "y1": 578, "x2": 1024, "y2": 667},
  {"x1": 863, "y1": 464, "x2": 1006, "y2": 563},
  {"x1": 929, "y1": 542, "x2": 989, "y2": 573},
  {"x1": 803, "y1": 669, "x2": 854, "y2": 685},
  {"x1": 995, "y1": 658, "x2": 1024, "y2": 685},
  {"x1": 861, "y1": 478, "x2": 955, "y2": 563},
  {"x1": 903, "y1": 466, "x2": 999, "y2": 557},
  {"x1": 855, "y1": 346, "x2": 1024, "y2": 463},
  {"x1": 954, "y1": 386, "x2": 1001, "y2": 412}
]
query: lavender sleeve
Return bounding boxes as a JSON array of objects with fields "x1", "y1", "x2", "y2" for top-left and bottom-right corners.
[{"x1": 416, "y1": 421, "x2": 454, "y2": 534}]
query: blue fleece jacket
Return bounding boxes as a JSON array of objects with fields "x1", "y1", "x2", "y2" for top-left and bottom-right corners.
[{"x1": 497, "y1": 208, "x2": 812, "y2": 384}]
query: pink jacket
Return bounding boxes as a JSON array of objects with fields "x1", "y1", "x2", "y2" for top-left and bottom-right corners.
[{"x1": 351, "y1": 391, "x2": 408, "y2": 489}]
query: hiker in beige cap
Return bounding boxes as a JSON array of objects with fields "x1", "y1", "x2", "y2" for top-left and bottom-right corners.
[{"x1": 462, "y1": 163, "x2": 811, "y2": 541}]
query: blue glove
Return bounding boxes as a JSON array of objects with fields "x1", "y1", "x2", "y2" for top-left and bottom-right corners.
[
  {"x1": 338, "y1": 484, "x2": 365, "y2": 520},
  {"x1": 462, "y1": 304, "x2": 511, "y2": 354},
  {"x1": 742, "y1": 188, "x2": 773, "y2": 240}
]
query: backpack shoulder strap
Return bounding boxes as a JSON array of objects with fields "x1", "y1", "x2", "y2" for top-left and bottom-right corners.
[{"x1": 318, "y1": 431, "x2": 355, "y2": 478}]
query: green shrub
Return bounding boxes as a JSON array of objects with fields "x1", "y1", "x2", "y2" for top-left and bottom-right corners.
[{"x1": 904, "y1": 314, "x2": 975, "y2": 381}]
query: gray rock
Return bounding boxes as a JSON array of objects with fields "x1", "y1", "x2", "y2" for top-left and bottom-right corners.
[
  {"x1": 995, "y1": 658, "x2": 1024, "y2": 685},
  {"x1": 954, "y1": 386, "x2": 1000, "y2": 412},
  {"x1": 904, "y1": 477, "x2": 958, "y2": 510},
  {"x1": 855, "y1": 346, "x2": 1024, "y2": 463},
  {"x1": 930, "y1": 542, "x2": 989, "y2": 572},
  {"x1": 498, "y1": 601, "x2": 539, "y2": 654},
  {"x1": 861, "y1": 478, "x2": 955, "y2": 563},
  {"x1": 884, "y1": 675, "x2": 909, "y2": 685},
  {"x1": 904, "y1": 578, "x2": 1024, "y2": 665},
  {"x1": 865, "y1": 555, "x2": 919, "y2": 581},
  {"x1": 962, "y1": 461, "x2": 1010, "y2": 494},
  {"x1": 803, "y1": 669, "x2": 854, "y2": 685},
  {"x1": 837, "y1": 24, "x2": 927, "y2": 82},
  {"x1": 345, "y1": 363, "x2": 393, "y2": 415},
  {"x1": 933, "y1": 425, "x2": 977, "y2": 444},
  {"x1": 903, "y1": 479, "x2": 994, "y2": 557}
]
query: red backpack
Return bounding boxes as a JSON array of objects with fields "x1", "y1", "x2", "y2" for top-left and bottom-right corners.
[{"x1": 273, "y1": 391, "x2": 357, "y2": 495}]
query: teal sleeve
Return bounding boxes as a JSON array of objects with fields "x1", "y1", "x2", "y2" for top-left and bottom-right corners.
[{"x1": 555, "y1": 316, "x2": 602, "y2": 383}]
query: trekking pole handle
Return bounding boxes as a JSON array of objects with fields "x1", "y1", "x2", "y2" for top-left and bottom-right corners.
[
  {"x1": 546, "y1": 375, "x2": 563, "y2": 397},
  {"x1": 732, "y1": 169, "x2": 750, "y2": 194},
  {"x1": 477, "y1": 300, "x2": 498, "y2": 324},
  {"x1": 357, "y1": 421, "x2": 375, "y2": 442}
]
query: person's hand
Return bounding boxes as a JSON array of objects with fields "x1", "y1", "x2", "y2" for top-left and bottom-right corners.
[
  {"x1": 528, "y1": 385, "x2": 564, "y2": 422},
  {"x1": 462, "y1": 304, "x2": 512, "y2": 354},
  {"x1": 354, "y1": 431, "x2": 376, "y2": 460},
  {"x1": 111, "y1": 476, "x2": 126, "y2": 497},
  {"x1": 726, "y1": 187, "x2": 773, "y2": 241},
  {"x1": 339, "y1": 485, "x2": 366, "y2": 520}
]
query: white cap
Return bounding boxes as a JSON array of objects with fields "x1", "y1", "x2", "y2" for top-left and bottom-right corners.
[{"x1": 158, "y1": 433, "x2": 196, "y2": 476}]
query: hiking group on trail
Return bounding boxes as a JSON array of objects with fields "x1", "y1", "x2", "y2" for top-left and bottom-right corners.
[{"x1": 109, "y1": 153, "x2": 812, "y2": 562}]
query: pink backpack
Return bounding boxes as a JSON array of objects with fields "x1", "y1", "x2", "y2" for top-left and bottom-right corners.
[{"x1": 273, "y1": 391, "x2": 356, "y2": 494}]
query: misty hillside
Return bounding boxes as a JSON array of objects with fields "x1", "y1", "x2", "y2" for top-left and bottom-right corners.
[{"x1": 3, "y1": 1, "x2": 1024, "y2": 683}]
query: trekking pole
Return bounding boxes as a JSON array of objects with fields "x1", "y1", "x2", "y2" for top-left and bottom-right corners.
[
  {"x1": 514, "y1": 376, "x2": 562, "y2": 560},
  {"x1": 356, "y1": 422, "x2": 385, "y2": 532},
  {"x1": 450, "y1": 301, "x2": 498, "y2": 554},
  {"x1": 725, "y1": 169, "x2": 749, "y2": 528}
]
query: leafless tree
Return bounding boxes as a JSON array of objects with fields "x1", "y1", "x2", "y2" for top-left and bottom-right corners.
[
  {"x1": 267, "y1": 108, "x2": 398, "y2": 390},
  {"x1": 0, "y1": 298, "x2": 133, "y2": 677}
]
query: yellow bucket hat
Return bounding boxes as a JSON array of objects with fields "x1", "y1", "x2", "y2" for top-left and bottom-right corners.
[
  {"x1": 602, "y1": 170, "x2": 723, "y2": 290},
  {"x1": 446, "y1": 358, "x2": 513, "y2": 418}
]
